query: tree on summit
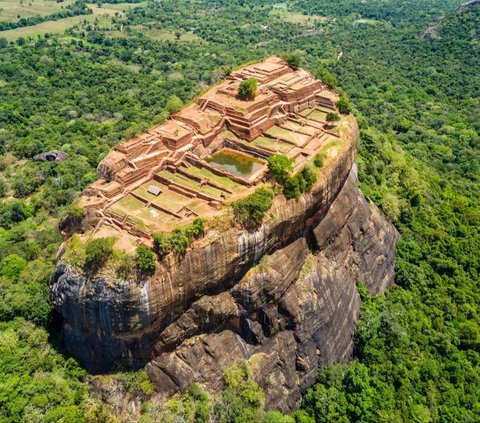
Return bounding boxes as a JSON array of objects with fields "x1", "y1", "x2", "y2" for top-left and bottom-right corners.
[
  {"x1": 282, "y1": 52, "x2": 301, "y2": 68},
  {"x1": 238, "y1": 78, "x2": 258, "y2": 100}
]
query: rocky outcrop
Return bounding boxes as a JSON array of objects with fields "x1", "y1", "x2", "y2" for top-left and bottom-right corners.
[
  {"x1": 51, "y1": 121, "x2": 399, "y2": 411},
  {"x1": 459, "y1": 0, "x2": 480, "y2": 10},
  {"x1": 33, "y1": 150, "x2": 69, "y2": 162},
  {"x1": 145, "y1": 168, "x2": 399, "y2": 411}
]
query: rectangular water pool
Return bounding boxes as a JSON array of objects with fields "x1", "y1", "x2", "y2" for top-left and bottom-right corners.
[{"x1": 206, "y1": 148, "x2": 265, "y2": 178}]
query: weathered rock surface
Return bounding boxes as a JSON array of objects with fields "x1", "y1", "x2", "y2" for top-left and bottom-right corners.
[
  {"x1": 33, "y1": 150, "x2": 69, "y2": 162},
  {"x1": 145, "y1": 169, "x2": 399, "y2": 411},
  {"x1": 459, "y1": 0, "x2": 480, "y2": 10},
  {"x1": 51, "y1": 123, "x2": 399, "y2": 411}
]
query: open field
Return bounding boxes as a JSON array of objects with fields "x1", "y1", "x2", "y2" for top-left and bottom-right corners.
[
  {"x1": 0, "y1": 0, "x2": 76, "y2": 22},
  {"x1": 130, "y1": 25, "x2": 203, "y2": 42},
  {"x1": 0, "y1": 3, "x2": 144, "y2": 40},
  {"x1": 270, "y1": 8, "x2": 331, "y2": 26}
]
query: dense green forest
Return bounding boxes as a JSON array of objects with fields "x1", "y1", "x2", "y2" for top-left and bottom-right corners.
[{"x1": 0, "y1": 0, "x2": 478, "y2": 421}]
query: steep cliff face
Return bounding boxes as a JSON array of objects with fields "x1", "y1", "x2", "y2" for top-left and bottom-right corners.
[
  {"x1": 51, "y1": 123, "x2": 399, "y2": 410},
  {"x1": 145, "y1": 168, "x2": 399, "y2": 411}
]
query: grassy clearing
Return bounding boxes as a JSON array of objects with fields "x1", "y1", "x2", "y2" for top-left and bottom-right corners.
[
  {"x1": 252, "y1": 136, "x2": 292, "y2": 154},
  {"x1": 0, "y1": 3, "x2": 133, "y2": 40},
  {"x1": 131, "y1": 25, "x2": 203, "y2": 42},
  {"x1": 265, "y1": 125, "x2": 310, "y2": 145},
  {"x1": 281, "y1": 120, "x2": 318, "y2": 135},
  {"x1": 269, "y1": 9, "x2": 331, "y2": 26},
  {"x1": 110, "y1": 193, "x2": 177, "y2": 230},
  {"x1": 157, "y1": 170, "x2": 227, "y2": 200},
  {"x1": 134, "y1": 183, "x2": 188, "y2": 213},
  {"x1": 309, "y1": 110, "x2": 328, "y2": 122},
  {"x1": 318, "y1": 139, "x2": 341, "y2": 158},
  {"x1": 182, "y1": 165, "x2": 247, "y2": 193},
  {"x1": 0, "y1": 0, "x2": 76, "y2": 23}
]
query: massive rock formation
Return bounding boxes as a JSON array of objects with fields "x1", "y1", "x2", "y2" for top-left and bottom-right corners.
[
  {"x1": 51, "y1": 57, "x2": 399, "y2": 411},
  {"x1": 51, "y1": 147, "x2": 398, "y2": 411}
]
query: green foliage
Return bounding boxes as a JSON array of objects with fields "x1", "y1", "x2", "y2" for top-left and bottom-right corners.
[
  {"x1": 185, "y1": 217, "x2": 205, "y2": 239},
  {"x1": 118, "y1": 370, "x2": 155, "y2": 396},
  {"x1": 84, "y1": 400, "x2": 117, "y2": 423},
  {"x1": 152, "y1": 232, "x2": 171, "y2": 255},
  {"x1": 138, "y1": 383, "x2": 210, "y2": 423},
  {"x1": 313, "y1": 154, "x2": 324, "y2": 168},
  {"x1": 0, "y1": 254, "x2": 27, "y2": 281},
  {"x1": 336, "y1": 96, "x2": 352, "y2": 115},
  {"x1": 213, "y1": 362, "x2": 265, "y2": 423},
  {"x1": 153, "y1": 218, "x2": 205, "y2": 256},
  {"x1": 136, "y1": 245, "x2": 156, "y2": 275},
  {"x1": 63, "y1": 204, "x2": 86, "y2": 220},
  {"x1": 165, "y1": 95, "x2": 183, "y2": 115},
  {"x1": 0, "y1": 258, "x2": 52, "y2": 325},
  {"x1": 168, "y1": 228, "x2": 190, "y2": 254},
  {"x1": 188, "y1": 383, "x2": 210, "y2": 423},
  {"x1": 283, "y1": 166, "x2": 317, "y2": 199},
  {"x1": 267, "y1": 154, "x2": 294, "y2": 184},
  {"x1": 84, "y1": 237, "x2": 115, "y2": 272},
  {"x1": 0, "y1": 177, "x2": 6, "y2": 197},
  {"x1": 316, "y1": 66, "x2": 337, "y2": 87},
  {"x1": 283, "y1": 176, "x2": 301, "y2": 200},
  {"x1": 233, "y1": 187, "x2": 274, "y2": 225},
  {"x1": 263, "y1": 410, "x2": 295, "y2": 423},
  {"x1": 238, "y1": 78, "x2": 258, "y2": 101},
  {"x1": 0, "y1": 200, "x2": 31, "y2": 229},
  {"x1": 291, "y1": 410, "x2": 315, "y2": 423},
  {"x1": 300, "y1": 166, "x2": 317, "y2": 192},
  {"x1": 326, "y1": 112, "x2": 340, "y2": 123},
  {"x1": 0, "y1": 318, "x2": 87, "y2": 422},
  {"x1": 282, "y1": 52, "x2": 301, "y2": 68}
]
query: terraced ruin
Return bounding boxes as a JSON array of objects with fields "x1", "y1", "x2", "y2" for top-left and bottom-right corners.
[
  {"x1": 78, "y1": 56, "x2": 347, "y2": 250},
  {"x1": 52, "y1": 56, "x2": 400, "y2": 409}
]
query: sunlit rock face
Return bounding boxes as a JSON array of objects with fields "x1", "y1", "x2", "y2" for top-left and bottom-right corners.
[
  {"x1": 144, "y1": 166, "x2": 399, "y2": 412},
  {"x1": 51, "y1": 114, "x2": 399, "y2": 410}
]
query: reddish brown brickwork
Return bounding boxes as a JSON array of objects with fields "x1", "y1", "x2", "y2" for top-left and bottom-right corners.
[{"x1": 78, "y1": 57, "x2": 342, "y2": 248}]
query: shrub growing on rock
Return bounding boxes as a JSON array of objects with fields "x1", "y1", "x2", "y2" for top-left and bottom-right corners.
[
  {"x1": 238, "y1": 78, "x2": 258, "y2": 100},
  {"x1": 316, "y1": 66, "x2": 337, "y2": 88},
  {"x1": 267, "y1": 154, "x2": 294, "y2": 184},
  {"x1": 185, "y1": 218, "x2": 205, "y2": 240},
  {"x1": 169, "y1": 228, "x2": 190, "y2": 254},
  {"x1": 153, "y1": 219, "x2": 206, "y2": 257},
  {"x1": 313, "y1": 154, "x2": 324, "y2": 168},
  {"x1": 282, "y1": 52, "x2": 301, "y2": 68},
  {"x1": 283, "y1": 166, "x2": 317, "y2": 200},
  {"x1": 153, "y1": 232, "x2": 171, "y2": 255},
  {"x1": 337, "y1": 96, "x2": 352, "y2": 115},
  {"x1": 300, "y1": 165, "x2": 317, "y2": 192},
  {"x1": 326, "y1": 112, "x2": 341, "y2": 124},
  {"x1": 283, "y1": 176, "x2": 301, "y2": 200},
  {"x1": 234, "y1": 187, "x2": 274, "y2": 224},
  {"x1": 84, "y1": 237, "x2": 115, "y2": 272},
  {"x1": 135, "y1": 245, "x2": 156, "y2": 275}
]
